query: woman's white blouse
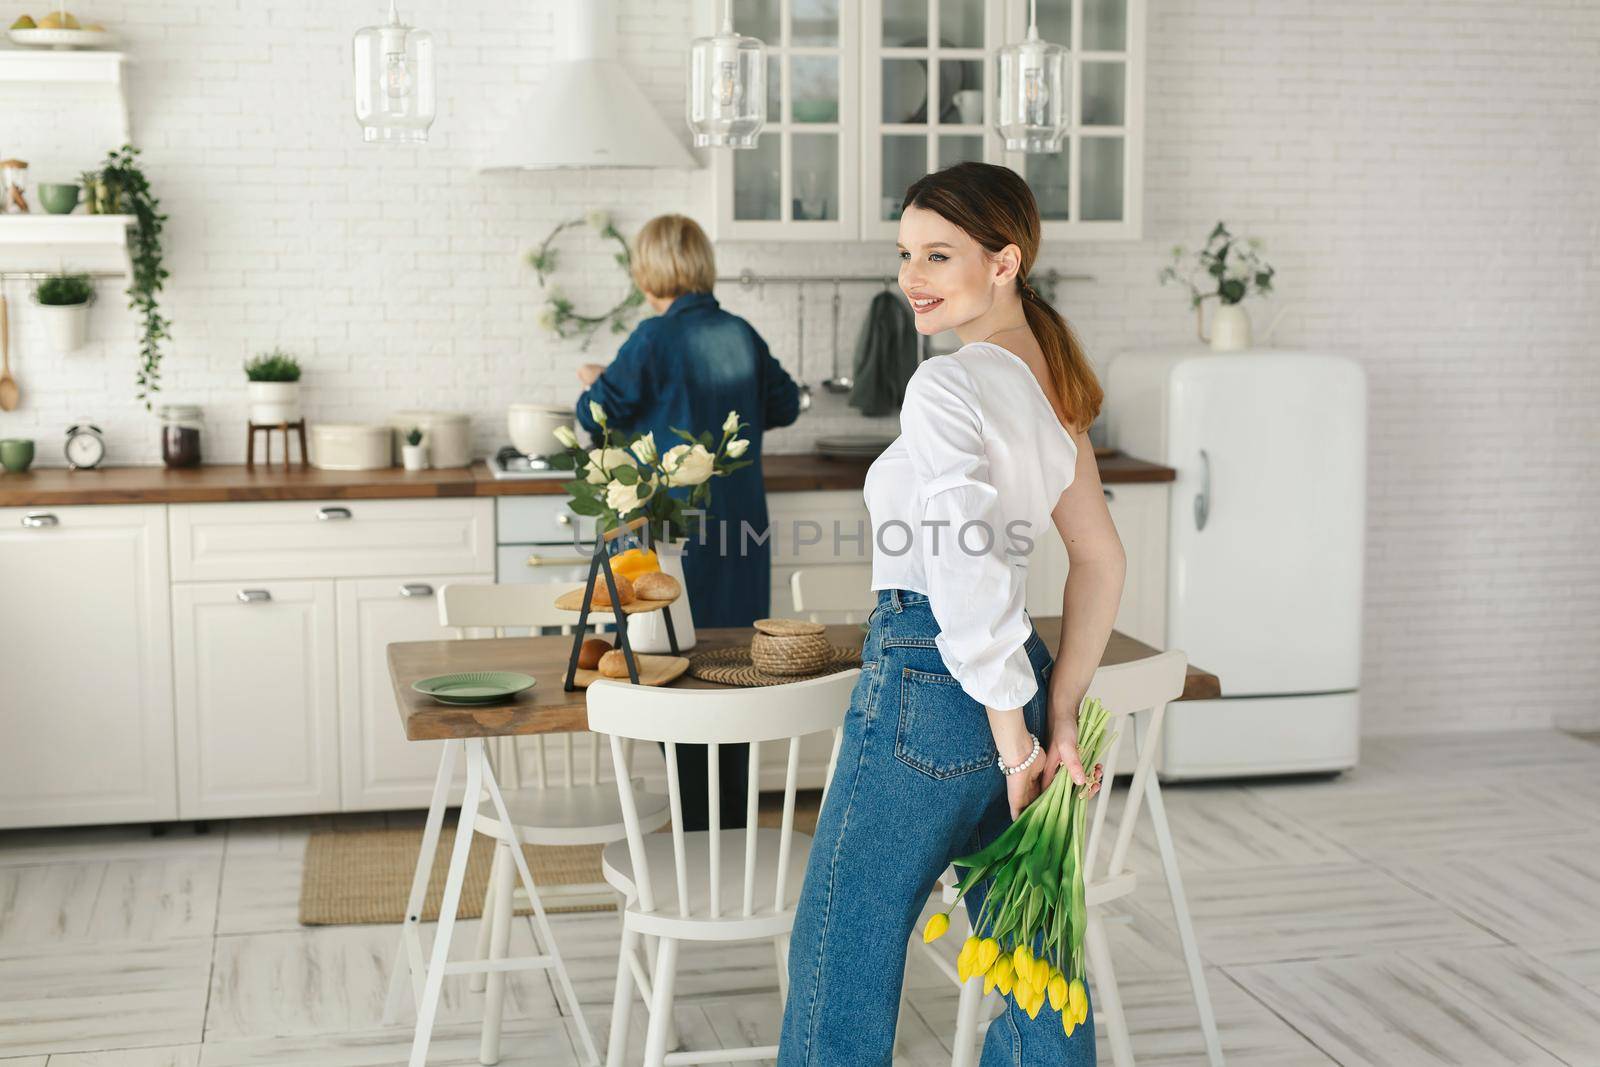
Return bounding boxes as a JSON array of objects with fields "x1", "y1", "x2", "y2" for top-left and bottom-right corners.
[{"x1": 864, "y1": 342, "x2": 1079, "y2": 710}]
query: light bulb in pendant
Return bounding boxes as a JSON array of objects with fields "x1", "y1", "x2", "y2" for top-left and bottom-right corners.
[{"x1": 353, "y1": 1, "x2": 435, "y2": 143}]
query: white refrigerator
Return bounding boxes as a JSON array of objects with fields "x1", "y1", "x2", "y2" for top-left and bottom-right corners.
[{"x1": 1105, "y1": 349, "x2": 1366, "y2": 779}]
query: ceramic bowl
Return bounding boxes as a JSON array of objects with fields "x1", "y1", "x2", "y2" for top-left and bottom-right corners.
[{"x1": 37, "y1": 183, "x2": 80, "y2": 214}]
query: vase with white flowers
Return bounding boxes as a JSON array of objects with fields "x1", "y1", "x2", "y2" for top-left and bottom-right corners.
[
  {"x1": 550, "y1": 402, "x2": 753, "y2": 651},
  {"x1": 1158, "y1": 221, "x2": 1276, "y2": 352}
]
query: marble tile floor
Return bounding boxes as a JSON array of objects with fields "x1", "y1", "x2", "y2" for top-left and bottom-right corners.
[{"x1": 2, "y1": 729, "x2": 1599, "y2": 1065}]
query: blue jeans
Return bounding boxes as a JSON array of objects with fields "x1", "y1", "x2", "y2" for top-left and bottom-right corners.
[{"x1": 778, "y1": 589, "x2": 1096, "y2": 1066}]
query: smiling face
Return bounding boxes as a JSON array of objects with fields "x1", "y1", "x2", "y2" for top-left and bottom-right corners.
[{"x1": 897, "y1": 203, "x2": 1023, "y2": 337}]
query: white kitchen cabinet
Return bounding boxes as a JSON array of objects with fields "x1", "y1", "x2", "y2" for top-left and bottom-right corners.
[
  {"x1": 709, "y1": 0, "x2": 862, "y2": 241},
  {"x1": 1024, "y1": 481, "x2": 1167, "y2": 648},
  {"x1": 336, "y1": 574, "x2": 490, "y2": 811},
  {"x1": 168, "y1": 498, "x2": 494, "y2": 582},
  {"x1": 709, "y1": 0, "x2": 1144, "y2": 242},
  {"x1": 171, "y1": 580, "x2": 341, "y2": 819},
  {"x1": 0, "y1": 505, "x2": 175, "y2": 829}
]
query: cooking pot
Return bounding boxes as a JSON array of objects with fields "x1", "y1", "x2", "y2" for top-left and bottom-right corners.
[{"x1": 508, "y1": 403, "x2": 576, "y2": 458}]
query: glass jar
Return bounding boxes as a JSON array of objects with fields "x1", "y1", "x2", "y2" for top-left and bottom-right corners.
[
  {"x1": 159, "y1": 404, "x2": 204, "y2": 468},
  {"x1": 1, "y1": 159, "x2": 30, "y2": 214}
]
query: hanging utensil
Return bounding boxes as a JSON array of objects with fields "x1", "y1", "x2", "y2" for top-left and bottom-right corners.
[
  {"x1": 0, "y1": 291, "x2": 18, "y2": 412},
  {"x1": 823, "y1": 279, "x2": 852, "y2": 394},
  {"x1": 794, "y1": 285, "x2": 812, "y2": 413}
]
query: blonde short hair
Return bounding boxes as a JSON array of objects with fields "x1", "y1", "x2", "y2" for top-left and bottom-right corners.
[{"x1": 631, "y1": 214, "x2": 716, "y2": 299}]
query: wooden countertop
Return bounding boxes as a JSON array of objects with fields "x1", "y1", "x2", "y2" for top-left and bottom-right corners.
[
  {"x1": 389, "y1": 616, "x2": 1219, "y2": 741},
  {"x1": 0, "y1": 451, "x2": 1174, "y2": 507}
]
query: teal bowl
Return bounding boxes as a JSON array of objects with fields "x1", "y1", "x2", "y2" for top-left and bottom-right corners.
[{"x1": 38, "y1": 183, "x2": 80, "y2": 215}]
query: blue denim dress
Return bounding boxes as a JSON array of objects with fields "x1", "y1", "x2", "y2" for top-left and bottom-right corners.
[
  {"x1": 576, "y1": 291, "x2": 801, "y2": 630},
  {"x1": 779, "y1": 589, "x2": 1096, "y2": 1066}
]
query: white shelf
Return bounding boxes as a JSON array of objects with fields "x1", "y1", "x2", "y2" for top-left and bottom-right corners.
[
  {"x1": 0, "y1": 48, "x2": 124, "y2": 84},
  {"x1": 0, "y1": 214, "x2": 132, "y2": 276}
]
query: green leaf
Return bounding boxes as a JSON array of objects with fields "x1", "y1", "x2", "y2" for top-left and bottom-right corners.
[
  {"x1": 610, "y1": 464, "x2": 639, "y2": 485},
  {"x1": 566, "y1": 495, "x2": 604, "y2": 517}
]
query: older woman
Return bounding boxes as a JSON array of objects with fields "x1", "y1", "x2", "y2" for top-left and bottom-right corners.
[{"x1": 575, "y1": 213, "x2": 801, "y2": 828}]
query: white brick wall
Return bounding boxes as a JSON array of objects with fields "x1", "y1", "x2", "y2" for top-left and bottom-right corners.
[{"x1": 0, "y1": 0, "x2": 1595, "y2": 735}]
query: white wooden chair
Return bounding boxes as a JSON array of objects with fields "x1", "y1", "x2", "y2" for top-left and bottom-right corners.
[
  {"x1": 790, "y1": 566, "x2": 876, "y2": 624},
  {"x1": 587, "y1": 669, "x2": 858, "y2": 1067},
  {"x1": 436, "y1": 583, "x2": 672, "y2": 1066},
  {"x1": 935, "y1": 650, "x2": 1224, "y2": 1067}
]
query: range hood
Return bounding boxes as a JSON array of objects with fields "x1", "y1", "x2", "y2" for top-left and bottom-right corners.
[{"x1": 481, "y1": 0, "x2": 696, "y2": 171}]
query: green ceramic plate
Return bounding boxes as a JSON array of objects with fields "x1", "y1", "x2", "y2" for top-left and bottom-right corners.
[{"x1": 412, "y1": 671, "x2": 536, "y2": 705}]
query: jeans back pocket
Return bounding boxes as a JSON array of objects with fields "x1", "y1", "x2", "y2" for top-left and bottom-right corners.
[{"x1": 894, "y1": 666, "x2": 996, "y2": 780}]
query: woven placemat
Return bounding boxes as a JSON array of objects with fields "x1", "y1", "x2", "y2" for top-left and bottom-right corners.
[{"x1": 689, "y1": 644, "x2": 861, "y2": 687}]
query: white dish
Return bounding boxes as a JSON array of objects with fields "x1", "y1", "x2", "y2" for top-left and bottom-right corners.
[
  {"x1": 8, "y1": 27, "x2": 116, "y2": 49},
  {"x1": 308, "y1": 423, "x2": 392, "y2": 471}
]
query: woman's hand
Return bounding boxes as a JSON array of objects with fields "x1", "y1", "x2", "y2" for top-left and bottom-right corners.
[
  {"x1": 1041, "y1": 686, "x2": 1089, "y2": 792},
  {"x1": 1004, "y1": 751, "x2": 1047, "y2": 820},
  {"x1": 576, "y1": 363, "x2": 606, "y2": 387}
]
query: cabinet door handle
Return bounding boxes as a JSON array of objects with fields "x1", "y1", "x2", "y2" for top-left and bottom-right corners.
[
  {"x1": 317, "y1": 506, "x2": 353, "y2": 521},
  {"x1": 400, "y1": 583, "x2": 434, "y2": 598},
  {"x1": 20, "y1": 512, "x2": 59, "y2": 528},
  {"x1": 555, "y1": 512, "x2": 572, "y2": 526},
  {"x1": 237, "y1": 589, "x2": 272, "y2": 604},
  {"x1": 1193, "y1": 449, "x2": 1211, "y2": 531},
  {"x1": 524, "y1": 554, "x2": 573, "y2": 568},
  {"x1": 1102, "y1": 487, "x2": 1116, "y2": 502}
]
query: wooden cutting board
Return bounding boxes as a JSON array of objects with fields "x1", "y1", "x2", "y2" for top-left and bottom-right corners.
[
  {"x1": 569, "y1": 653, "x2": 690, "y2": 688},
  {"x1": 553, "y1": 586, "x2": 679, "y2": 615}
]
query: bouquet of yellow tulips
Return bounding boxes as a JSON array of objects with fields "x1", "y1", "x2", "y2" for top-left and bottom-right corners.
[{"x1": 922, "y1": 697, "x2": 1114, "y2": 1038}]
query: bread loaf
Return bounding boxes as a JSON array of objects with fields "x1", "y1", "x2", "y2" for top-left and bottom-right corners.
[
  {"x1": 591, "y1": 573, "x2": 636, "y2": 608},
  {"x1": 633, "y1": 571, "x2": 680, "y2": 601},
  {"x1": 577, "y1": 637, "x2": 611, "y2": 670},
  {"x1": 597, "y1": 649, "x2": 633, "y2": 678}
]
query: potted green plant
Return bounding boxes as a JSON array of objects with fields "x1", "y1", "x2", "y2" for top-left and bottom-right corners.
[
  {"x1": 1158, "y1": 221, "x2": 1276, "y2": 352},
  {"x1": 243, "y1": 348, "x2": 302, "y2": 425},
  {"x1": 401, "y1": 426, "x2": 428, "y2": 471},
  {"x1": 33, "y1": 273, "x2": 94, "y2": 353}
]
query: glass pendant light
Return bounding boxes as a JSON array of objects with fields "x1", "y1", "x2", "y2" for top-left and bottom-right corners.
[
  {"x1": 353, "y1": 1, "x2": 436, "y2": 143},
  {"x1": 686, "y1": 0, "x2": 766, "y2": 149},
  {"x1": 994, "y1": 0, "x2": 1068, "y2": 153}
]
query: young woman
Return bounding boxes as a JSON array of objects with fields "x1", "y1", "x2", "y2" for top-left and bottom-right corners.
[
  {"x1": 778, "y1": 162, "x2": 1125, "y2": 1065},
  {"x1": 576, "y1": 213, "x2": 802, "y2": 831}
]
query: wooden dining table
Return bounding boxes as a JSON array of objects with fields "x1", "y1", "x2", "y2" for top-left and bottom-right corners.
[{"x1": 386, "y1": 618, "x2": 1222, "y2": 741}]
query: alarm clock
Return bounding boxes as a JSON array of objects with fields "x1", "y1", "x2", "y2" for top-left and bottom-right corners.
[{"x1": 65, "y1": 422, "x2": 106, "y2": 470}]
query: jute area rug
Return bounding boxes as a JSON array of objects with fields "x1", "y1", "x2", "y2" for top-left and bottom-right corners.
[{"x1": 300, "y1": 791, "x2": 821, "y2": 927}]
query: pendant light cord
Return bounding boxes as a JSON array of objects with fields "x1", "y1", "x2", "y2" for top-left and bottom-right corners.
[
  {"x1": 721, "y1": 0, "x2": 734, "y2": 33},
  {"x1": 1027, "y1": 0, "x2": 1039, "y2": 39}
]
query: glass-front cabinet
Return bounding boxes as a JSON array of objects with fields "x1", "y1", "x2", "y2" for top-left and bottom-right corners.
[
  {"x1": 711, "y1": 0, "x2": 861, "y2": 241},
  {"x1": 706, "y1": 0, "x2": 1143, "y2": 242}
]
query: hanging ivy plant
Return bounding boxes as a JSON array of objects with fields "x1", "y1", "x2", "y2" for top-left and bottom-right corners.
[
  {"x1": 527, "y1": 211, "x2": 644, "y2": 349},
  {"x1": 98, "y1": 145, "x2": 169, "y2": 409}
]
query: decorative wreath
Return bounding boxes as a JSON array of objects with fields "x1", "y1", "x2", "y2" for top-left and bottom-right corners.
[{"x1": 528, "y1": 211, "x2": 646, "y2": 349}]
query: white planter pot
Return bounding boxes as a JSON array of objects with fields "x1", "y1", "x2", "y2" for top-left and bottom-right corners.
[
  {"x1": 401, "y1": 443, "x2": 429, "y2": 471},
  {"x1": 38, "y1": 302, "x2": 89, "y2": 354},
  {"x1": 247, "y1": 381, "x2": 301, "y2": 425},
  {"x1": 1204, "y1": 302, "x2": 1253, "y2": 352},
  {"x1": 627, "y1": 540, "x2": 697, "y2": 652}
]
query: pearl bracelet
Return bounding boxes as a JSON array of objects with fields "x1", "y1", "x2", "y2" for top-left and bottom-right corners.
[{"x1": 997, "y1": 734, "x2": 1042, "y2": 776}]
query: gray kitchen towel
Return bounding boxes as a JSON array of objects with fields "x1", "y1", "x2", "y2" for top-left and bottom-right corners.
[{"x1": 848, "y1": 289, "x2": 919, "y2": 416}]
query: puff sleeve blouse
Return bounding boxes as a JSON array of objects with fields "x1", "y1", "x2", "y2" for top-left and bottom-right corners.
[{"x1": 863, "y1": 342, "x2": 1079, "y2": 709}]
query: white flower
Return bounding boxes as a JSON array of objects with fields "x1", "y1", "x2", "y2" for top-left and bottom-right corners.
[
  {"x1": 553, "y1": 425, "x2": 579, "y2": 450},
  {"x1": 605, "y1": 476, "x2": 652, "y2": 514},
  {"x1": 630, "y1": 431, "x2": 657, "y2": 465},
  {"x1": 722, "y1": 410, "x2": 741, "y2": 435},
  {"x1": 661, "y1": 443, "x2": 715, "y2": 487},
  {"x1": 726, "y1": 437, "x2": 749, "y2": 458},
  {"x1": 589, "y1": 400, "x2": 607, "y2": 427},
  {"x1": 586, "y1": 209, "x2": 611, "y2": 232},
  {"x1": 536, "y1": 303, "x2": 560, "y2": 332},
  {"x1": 585, "y1": 447, "x2": 635, "y2": 484}
]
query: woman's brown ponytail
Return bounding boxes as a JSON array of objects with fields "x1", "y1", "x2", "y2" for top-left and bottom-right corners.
[{"x1": 903, "y1": 162, "x2": 1103, "y2": 433}]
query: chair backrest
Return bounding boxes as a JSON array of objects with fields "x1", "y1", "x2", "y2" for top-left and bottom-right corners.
[
  {"x1": 439, "y1": 581, "x2": 618, "y2": 790},
  {"x1": 1077, "y1": 650, "x2": 1188, "y2": 890},
  {"x1": 587, "y1": 669, "x2": 859, "y2": 921},
  {"x1": 790, "y1": 566, "x2": 876, "y2": 624}
]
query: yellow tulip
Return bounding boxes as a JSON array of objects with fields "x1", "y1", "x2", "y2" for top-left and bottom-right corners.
[
  {"x1": 1013, "y1": 976, "x2": 1033, "y2": 1010},
  {"x1": 1024, "y1": 986, "x2": 1044, "y2": 1019},
  {"x1": 984, "y1": 968, "x2": 999, "y2": 995},
  {"x1": 1063, "y1": 1010, "x2": 1077, "y2": 1039},
  {"x1": 1048, "y1": 972, "x2": 1068, "y2": 1012},
  {"x1": 923, "y1": 912, "x2": 950, "y2": 944},
  {"x1": 995, "y1": 957, "x2": 1015, "y2": 997},
  {"x1": 956, "y1": 937, "x2": 980, "y2": 982},
  {"x1": 976, "y1": 938, "x2": 1000, "y2": 973},
  {"x1": 1034, "y1": 957, "x2": 1051, "y2": 989},
  {"x1": 1012, "y1": 944, "x2": 1033, "y2": 979},
  {"x1": 1069, "y1": 978, "x2": 1088, "y2": 1025}
]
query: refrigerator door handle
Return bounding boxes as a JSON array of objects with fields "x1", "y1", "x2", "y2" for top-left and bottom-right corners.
[{"x1": 1193, "y1": 449, "x2": 1211, "y2": 531}]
